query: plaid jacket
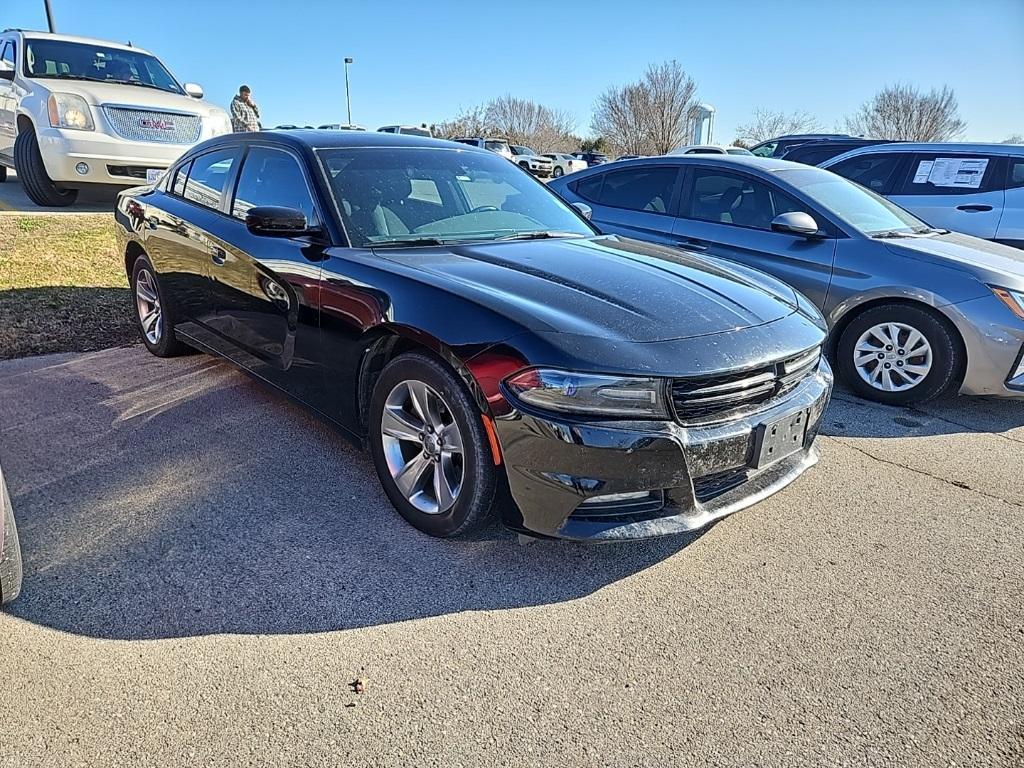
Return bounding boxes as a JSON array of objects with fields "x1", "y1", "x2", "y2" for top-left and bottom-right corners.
[{"x1": 230, "y1": 95, "x2": 261, "y2": 132}]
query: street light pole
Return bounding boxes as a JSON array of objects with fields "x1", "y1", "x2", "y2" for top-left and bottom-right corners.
[
  {"x1": 44, "y1": 0, "x2": 57, "y2": 32},
  {"x1": 344, "y1": 57, "x2": 354, "y2": 126}
]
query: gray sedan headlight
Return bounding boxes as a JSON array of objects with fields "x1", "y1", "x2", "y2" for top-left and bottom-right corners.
[
  {"x1": 991, "y1": 285, "x2": 1024, "y2": 320},
  {"x1": 504, "y1": 368, "x2": 670, "y2": 418}
]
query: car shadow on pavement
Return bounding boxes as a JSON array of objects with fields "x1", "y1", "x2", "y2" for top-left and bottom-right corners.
[
  {"x1": 0, "y1": 348, "x2": 700, "y2": 640},
  {"x1": 820, "y1": 389, "x2": 1024, "y2": 440}
]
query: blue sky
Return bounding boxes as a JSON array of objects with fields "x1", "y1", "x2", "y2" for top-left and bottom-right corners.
[{"x1": 5, "y1": 0, "x2": 1023, "y2": 142}]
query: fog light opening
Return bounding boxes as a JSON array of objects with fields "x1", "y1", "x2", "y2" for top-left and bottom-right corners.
[
  {"x1": 75, "y1": 162, "x2": 89, "y2": 175},
  {"x1": 580, "y1": 491, "x2": 652, "y2": 505}
]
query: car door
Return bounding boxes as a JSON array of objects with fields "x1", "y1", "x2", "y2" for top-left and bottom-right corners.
[
  {"x1": 996, "y1": 157, "x2": 1024, "y2": 247},
  {"x1": 887, "y1": 152, "x2": 1006, "y2": 239},
  {"x1": 571, "y1": 165, "x2": 682, "y2": 245},
  {"x1": 669, "y1": 166, "x2": 838, "y2": 309},
  {"x1": 0, "y1": 39, "x2": 17, "y2": 161},
  {"x1": 213, "y1": 143, "x2": 327, "y2": 404}
]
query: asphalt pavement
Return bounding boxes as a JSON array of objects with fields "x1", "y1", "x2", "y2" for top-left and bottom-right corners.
[
  {"x1": 0, "y1": 169, "x2": 114, "y2": 214},
  {"x1": 0, "y1": 346, "x2": 1021, "y2": 767}
]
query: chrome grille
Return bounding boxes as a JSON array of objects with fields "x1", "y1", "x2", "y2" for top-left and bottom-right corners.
[
  {"x1": 672, "y1": 347, "x2": 820, "y2": 424},
  {"x1": 102, "y1": 106, "x2": 201, "y2": 144}
]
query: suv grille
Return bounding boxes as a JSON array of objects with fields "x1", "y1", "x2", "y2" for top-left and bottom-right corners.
[
  {"x1": 102, "y1": 106, "x2": 201, "y2": 144},
  {"x1": 671, "y1": 347, "x2": 820, "y2": 424}
]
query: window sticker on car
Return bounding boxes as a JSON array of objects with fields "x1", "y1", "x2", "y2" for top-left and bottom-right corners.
[{"x1": 912, "y1": 157, "x2": 989, "y2": 188}]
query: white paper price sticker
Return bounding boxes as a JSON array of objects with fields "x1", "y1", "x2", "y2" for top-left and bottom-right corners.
[{"x1": 912, "y1": 157, "x2": 988, "y2": 189}]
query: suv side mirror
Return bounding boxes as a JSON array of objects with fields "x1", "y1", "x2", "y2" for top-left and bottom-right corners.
[
  {"x1": 183, "y1": 82, "x2": 204, "y2": 99},
  {"x1": 771, "y1": 211, "x2": 822, "y2": 238},
  {"x1": 572, "y1": 202, "x2": 593, "y2": 220},
  {"x1": 245, "y1": 206, "x2": 311, "y2": 237}
]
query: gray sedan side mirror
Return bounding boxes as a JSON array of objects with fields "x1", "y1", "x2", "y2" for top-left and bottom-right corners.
[
  {"x1": 771, "y1": 211, "x2": 821, "y2": 238},
  {"x1": 572, "y1": 202, "x2": 593, "y2": 220},
  {"x1": 183, "y1": 82, "x2": 204, "y2": 99}
]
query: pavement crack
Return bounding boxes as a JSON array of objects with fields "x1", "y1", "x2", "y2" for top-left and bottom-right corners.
[{"x1": 822, "y1": 434, "x2": 1024, "y2": 509}]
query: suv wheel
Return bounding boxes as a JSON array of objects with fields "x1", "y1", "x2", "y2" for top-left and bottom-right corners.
[
  {"x1": 368, "y1": 352, "x2": 500, "y2": 538},
  {"x1": 14, "y1": 130, "x2": 77, "y2": 207},
  {"x1": 836, "y1": 303, "x2": 963, "y2": 405}
]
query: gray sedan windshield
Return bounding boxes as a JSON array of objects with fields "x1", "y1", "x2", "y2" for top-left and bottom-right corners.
[{"x1": 779, "y1": 167, "x2": 927, "y2": 235}]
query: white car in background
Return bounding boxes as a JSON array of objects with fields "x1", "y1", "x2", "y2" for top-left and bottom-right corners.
[
  {"x1": 542, "y1": 152, "x2": 588, "y2": 177},
  {"x1": 0, "y1": 30, "x2": 231, "y2": 207},
  {"x1": 509, "y1": 145, "x2": 554, "y2": 177},
  {"x1": 669, "y1": 144, "x2": 754, "y2": 156},
  {"x1": 378, "y1": 125, "x2": 432, "y2": 137},
  {"x1": 822, "y1": 142, "x2": 1024, "y2": 248},
  {"x1": 453, "y1": 136, "x2": 514, "y2": 161}
]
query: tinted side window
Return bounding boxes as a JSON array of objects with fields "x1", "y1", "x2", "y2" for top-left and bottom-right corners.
[
  {"x1": 593, "y1": 167, "x2": 677, "y2": 214},
  {"x1": 171, "y1": 160, "x2": 191, "y2": 196},
  {"x1": 231, "y1": 147, "x2": 317, "y2": 223},
  {"x1": 829, "y1": 153, "x2": 903, "y2": 193},
  {"x1": 573, "y1": 173, "x2": 605, "y2": 203},
  {"x1": 183, "y1": 149, "x2": 236, "y2": 210},
  {"x1": 686, "y1": 170, "x2": 786, "y2": 230},
  {"x1": 788, "y1": 145, "x2": 856, "y2": 166},
  {"x1": 750, "y1": 142, "x2": 776, "y2": 158},
  {"x1": 1009, "y1": 158, "x2": 1024, "y2": 190},
  {"x1": 896, "y1": 153, "x2": 1004, "y2": 195}
]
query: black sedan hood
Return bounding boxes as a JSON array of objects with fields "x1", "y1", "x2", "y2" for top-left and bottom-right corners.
[{"x1": 374, "y1": 235, "x2": 797, "y2": 342}]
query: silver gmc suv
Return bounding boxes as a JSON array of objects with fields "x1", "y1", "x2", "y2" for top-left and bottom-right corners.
[{"x1": 0, "y1": 29, "x2": 231, "y2": 206}]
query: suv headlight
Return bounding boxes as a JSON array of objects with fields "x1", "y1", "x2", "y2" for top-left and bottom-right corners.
[
  {"x1": 208, "y1": 110, "x2": 232, "y2": 137},
  {"x1": 47, "y1": 93, "x2": 94, "y2": 131},
  {"x1": 504, "y1": 367, "x2": 670, "y2": 418},
  {"x1": 990, "y1": 286, "x2": 1024, "y2": 320}
]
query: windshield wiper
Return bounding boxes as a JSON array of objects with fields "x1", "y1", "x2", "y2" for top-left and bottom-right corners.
[
  {"x1": 492, "y1": 231, "x2": 585, "y2": 241},
  {"x1": 36, "y1": 73, "x2": 106, "y2": 82},
  {"x1": 370, "y1": 236, "x2": 447, "y2": 248},
  {"x1": 115, "y1": 80, "x2": 178, "y2": 93},
  {"x1": 871, "y1": 229, "x2": 913, "y2": 239},
  {"x1": 913, "y1": 226, "x2": 950, "y2": 235}
]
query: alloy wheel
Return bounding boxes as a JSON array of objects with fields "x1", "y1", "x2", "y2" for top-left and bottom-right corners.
[
  {"x1": 135, "y1": 268, "x2": 162, "y2": 345},
  {"x1": 380, "y1": 379, "x2": 465, "y2": 514},
  {"x1": 853, "y1": 322, "x2": 932, "y2": 392}
]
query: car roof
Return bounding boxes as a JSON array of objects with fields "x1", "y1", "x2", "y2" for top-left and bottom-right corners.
[
  {"x1": 202, "y1": 130, "x2": 481, "y2": 153},
  {"x1": 606, "y1": 155, "x2": 801, "y2": 172},
  {"x1": 8, "y1": 29, "x2": 149, "y2": 54}
]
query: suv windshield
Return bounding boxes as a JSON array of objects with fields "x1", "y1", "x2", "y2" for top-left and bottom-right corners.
[
  {"x1": 318, "y1": 147, "x2": 595, "y2": 247},
  {"x1": 23, "y1": 38, "x2": 183, "y2": 94},
  {"x1": 780, "y1": 167, "x2": 927, "y2": 235},
  {"x1": 485, "y1": 140, "x2": 510, "y2": 153}
]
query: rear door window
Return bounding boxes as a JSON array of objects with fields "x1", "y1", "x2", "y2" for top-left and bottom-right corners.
[
  {"x1": 828, "y1": 152, "x2": 905, "y2": 193},
  {"x1": 182, "y1": 149, "x2": 237, "y2": 210},
  {"x1": 684, "y1": 169, "x2": 816, "y2": 231},
  {"x1": 894, "y1": 153, "x2": 1005, "y2": 195},
  {"x1": 589, "y1": 167, "x2": 679, "y2": 214}
]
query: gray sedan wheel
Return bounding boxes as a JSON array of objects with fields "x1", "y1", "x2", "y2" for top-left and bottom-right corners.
[{"x1": 837, "y1": 303, "x2": 962, "y2": 405}]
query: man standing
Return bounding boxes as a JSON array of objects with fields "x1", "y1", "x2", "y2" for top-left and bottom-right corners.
[{"x1": 230, "y1": 85, "x2": 261, "y2": 132}]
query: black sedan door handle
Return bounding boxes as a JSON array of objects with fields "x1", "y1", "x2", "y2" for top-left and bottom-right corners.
[
  {"x1": 956, "y1": 204, "x2": 993, "y2": 212},
  {"x1": 210, "y1": 246, "x2": 227, "y2": 265}
]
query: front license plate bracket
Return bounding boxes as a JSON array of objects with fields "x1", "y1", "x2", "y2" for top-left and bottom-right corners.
[{"x1": 753, "y1": 409, "x2": 809, "y2": 469}]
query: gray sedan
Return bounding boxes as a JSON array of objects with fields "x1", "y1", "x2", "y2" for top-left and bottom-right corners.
[{"x1": 550, "y1": 156, "x2": 1024, "y2": 405}]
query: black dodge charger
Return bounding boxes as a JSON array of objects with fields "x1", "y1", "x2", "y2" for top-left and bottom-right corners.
[{"x1": 114, "y1": 131, "x2": 832, "y2": 541}]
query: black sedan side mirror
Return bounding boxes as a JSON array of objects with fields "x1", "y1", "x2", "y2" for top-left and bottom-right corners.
[
  {"x1": 771, "y1": 211, "x2": 822, "y2": 238},
  {"x1": 245, "y1": 206, "x2": 311, "y2": 237}
]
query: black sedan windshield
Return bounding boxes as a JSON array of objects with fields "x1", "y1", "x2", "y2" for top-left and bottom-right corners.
[
  {"x1": 24, "y1": 38, "x2": 183, "y2": 95},
  {"x1": 317, "y1": 147, "x2": 595, "y2": 247}
]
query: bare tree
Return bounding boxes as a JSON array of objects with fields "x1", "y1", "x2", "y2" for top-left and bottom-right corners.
[
  {"x1": 434, "y1": 97, "x2": 578, "y2": 152},
  {"x1": 1002, "y1": 134, "x2": 1024, "y2": 144},
  {"x1": 733, "y1": 109, "x2": 820, "y2": 145},
  {"x1": 591, "y1": 61, "x2": 699, "y2": 155},
  {"x1": 845, "y1": 84, "x2": 966, "y2": 141}
]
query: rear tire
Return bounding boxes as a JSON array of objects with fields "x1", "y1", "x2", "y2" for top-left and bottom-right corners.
[
  {"x1": 552, "y1": 166, "x2": 564, "y2": 178},
  {"x1": 836, "y1": 303, "x2": 962, "y2": 405},
  {"x1": 0, "y1": 470, "x2": 23, "y2": 606},
  {"x1": 130, "y1": 255, "x2": 190, "y2": 357},
  {"x1": 14, "y1": 130, "x2": 77, "y2": 207},
  {"x1": 368, "y1": 352, "x2": 499, "y2": 538}
]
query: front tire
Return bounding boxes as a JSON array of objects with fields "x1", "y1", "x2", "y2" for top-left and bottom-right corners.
[
  {"x1": 368, "y1": 352, "x2": 499, "y2": 538},
  {"x1": 130, "y1": 256, "x2": 190, "y2": 357},
  {"x1": 14, "y1": 130, "x2": 77, "y2": 207},
  {"x1": 836, "y1": 303, "x2": 963, "y2": 405}
]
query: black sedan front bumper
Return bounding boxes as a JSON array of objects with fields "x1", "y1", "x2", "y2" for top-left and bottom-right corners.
[{"x1": 493, "y1": 360, "x2": 832, "y2": 541}]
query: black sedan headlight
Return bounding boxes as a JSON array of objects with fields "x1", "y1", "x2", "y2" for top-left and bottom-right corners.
[{"x1": 504, "y1": 368, "x2": 670, "y2": 418}]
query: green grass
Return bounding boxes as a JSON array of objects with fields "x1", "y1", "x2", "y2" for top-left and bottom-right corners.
[{"x1": 0, "y1": 214, "x2": 136, "y2": 359}]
